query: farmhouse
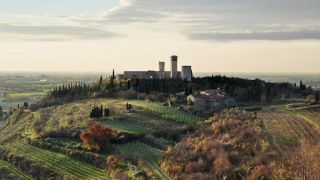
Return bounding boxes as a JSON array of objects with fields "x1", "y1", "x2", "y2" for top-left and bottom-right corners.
[{"x1": 187, "y1": 89, "x2": 234, "y2": 109}]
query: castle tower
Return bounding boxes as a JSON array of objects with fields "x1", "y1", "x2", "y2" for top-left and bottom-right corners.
[
  {"x1": 159, "y1": 61, "x2": 165, "y2": 72},
  {"x1": 159, "y1": 61, "x2": 165, "y2": 79},
  {"x1": 182, "y1": 66, "x2": 192, "y2": 81},
  {"x1": 171, "y1": 55, "x2": 178, "y2": 79}
]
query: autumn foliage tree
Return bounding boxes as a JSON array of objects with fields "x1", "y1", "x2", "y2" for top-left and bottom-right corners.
[{"x1": 80, "y1": 124, "x2": 113, "y2": 151}]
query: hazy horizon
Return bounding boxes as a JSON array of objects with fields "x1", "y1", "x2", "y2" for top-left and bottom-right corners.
[{"x1": 1, "y1": 70, "x2": 320, "y2": 75}]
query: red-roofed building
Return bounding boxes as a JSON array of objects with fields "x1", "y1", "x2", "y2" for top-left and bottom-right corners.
[{"x1": 187, "y1": 89, "x2": 234, "y2": 109}]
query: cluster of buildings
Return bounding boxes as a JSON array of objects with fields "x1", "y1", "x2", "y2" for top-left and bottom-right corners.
[
  {"x1": 118, "y1": 55, "x2": 193, "y2": 81},
  {"x1": 187, "y1": 89, "x2": 234, "y2": 109},
  {"x1": 117, "y1": 55, "x2": 234, "y2": 109}
]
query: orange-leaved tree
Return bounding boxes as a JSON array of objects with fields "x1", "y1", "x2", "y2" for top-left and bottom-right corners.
[{"x1": 80, "y1": 124, "x2": 113, "y2": 151}]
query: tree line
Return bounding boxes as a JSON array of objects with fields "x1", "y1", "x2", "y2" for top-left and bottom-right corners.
[
  {"x1": 49, "y1": 70, "x2": 314, "y2": 104},
  {"x1": 51, "y1": 70, "x2": 117, "y2": 98}
]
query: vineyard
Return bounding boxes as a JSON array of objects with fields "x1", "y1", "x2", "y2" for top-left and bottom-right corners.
[
  {"x1": 0, "y1": 99, "x2": 197, "y2": 179},
  {"x1": 261, "y1": 112, "x2": 320, "y2": 154},
  {"x1": 0, "y1": 119, "x2": 7, "y2": 129},
  {"x1": 292, "y1": 108, "x2": 320, "y2": 129},
  {"x1": 116, "y1": 141, "x2": 169, "y2": 179},
  {"x1": 99, "y1": 118, "x2": 153, "y2": 134},
  {"x1": 0, "y1": 159, "x2": 33, "y2": 180},
  {"x1": 2, "y1": 141, "x2": 109, "y2": 179},
  {"x1": 1, "y1": 97, "x2": 320, "y2": 179},
  {"x1": 130, "y1": 101, "x2": 202, "y2": 124}
]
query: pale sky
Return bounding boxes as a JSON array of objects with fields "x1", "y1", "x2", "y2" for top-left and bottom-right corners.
[{"x1": 0, "y1": 0, "x2": 320, "y2": 73}]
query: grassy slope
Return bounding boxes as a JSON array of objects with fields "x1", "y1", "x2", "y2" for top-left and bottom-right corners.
[
  {"x1": 116, "y1": 141, "x2": 170, "y2": 180},
  {"x1": 2, "y1": 97, "x2": 320, "y2": 179},
  {"x1": 130, "y1": 101, "x2": 203, "y2": 124},
  {"x1": 2, "y1": 141, "x2": 108, "y2": 179},
  {"x1": 0, "y1": 98, "x2": 198, "y2": 179},
  {"x1": 260, "y1": 106, "x2": 320, "y2": 154},
  {"x1": 0, "y1": 159, "x2": 33, "y2": 180},
  {"x1": 0, "y1": 99, "x2": 199, "y2": 142}
]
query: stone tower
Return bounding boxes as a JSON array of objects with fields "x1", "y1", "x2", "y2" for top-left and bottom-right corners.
[
  {"x1": 159, "y1": 61, "x2": 165, "y2": 79},
  {"x1": 171, "y1": 55, "x2": 178, "y2": 79},
  {"x1": 159, "y1": 61, "x2": 165, "y2": 72},
  {"x1": 182, "y1": 66, "x2": 192, "y2": 81}
]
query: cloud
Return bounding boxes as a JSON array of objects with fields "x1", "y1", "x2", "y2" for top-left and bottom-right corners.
[
  {"x1": 82, "y1": 0, "x2": 320, "y2": 41},
  {"x1": 0, "y1": 23, "x2": 118, "y2": 40},
  {"x1": 2, "y1": 0, "x2": 320, "y2": 41},
  {"x1": 189, "y1": 30, "x2": 320, "y2": 41}
]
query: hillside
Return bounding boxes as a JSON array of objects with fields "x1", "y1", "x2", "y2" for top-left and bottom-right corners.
[
  {"x1": 0, "y1": 97, "x2": 320, "y2": 179},
  {"x1": 0, "y1": 98, "x2": 200, "y2": 179}
]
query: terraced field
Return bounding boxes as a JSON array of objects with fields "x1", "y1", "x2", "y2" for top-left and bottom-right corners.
[
  {"x1": 2, "y1": 142, "x2": 109, "y2": 179},
  {"x1": 116, "y1": 141, "x2": 169, "y2": 180},
  {"x1": 130, "y1": 101, "x2": 202, "y2": 124},
  {"x1": 99, "y1": 118, "x2": 153, "y2": 134},
  {"x1": 0, "y1": 159, "x2": 33, "y2": 180},
  {"x1": 261, "y1": 112, "x2": 320, "y2": 154},
  {"x1": 0, "y1": 99, "x2": 201, "y2": 179},
  {"x1": 293, "y1": 108, "x2": 320, "y2": 129}
]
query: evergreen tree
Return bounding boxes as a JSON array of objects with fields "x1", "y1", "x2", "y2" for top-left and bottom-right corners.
[
  {"x1": 0, "y1": 106, "x2": 3, "y2": 118},
  {"x1": 90, "y1": 106, "x2": 103, "y2": 119},
  {"x1": 99, "y1": 75, "x2": 103, "y2": 86},
  {"x1": 104, "y1": 108, "x2": 110, "y2": 117},
  {"x1": 127, "y1": 80, "x2": 131, "y2": 89},
  {"x1": 100, "y1": 105, "x2": 103, "y2": 118},
  {"x1": 110, "y1": 69, "x2": 116, "y2": 89},
  {"x1": 23, "y1": 102, "x2": 29, "y2": 109},
  {"x1": 299, "y1": 80, "x2": 306, "y2": 90}
]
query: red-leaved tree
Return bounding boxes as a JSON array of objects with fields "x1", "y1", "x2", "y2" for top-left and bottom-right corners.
[{"x1": 80, "y1": 124, "x2": 113, "y2": 151}]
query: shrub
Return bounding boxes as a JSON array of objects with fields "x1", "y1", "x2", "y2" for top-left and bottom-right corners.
[
  {"x1": 213, "y1": 151, "x2": 231, "y2": 177},
  {"x1": 160, "y1": 109, "x2": 273, "y2": 179}
]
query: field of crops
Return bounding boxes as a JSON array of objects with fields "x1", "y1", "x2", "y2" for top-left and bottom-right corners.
[
  {"x1": 0, "y1": 120, "x2": 7, "y2": 129},
  {"x1": 100, "y1": 118, "x2": 153, "y2": 134},
  {"x1": 0, "y1": 99, "x2": 203, "y2": 179},
  {"x1": 3, "y1": 142, "x2": 109, "y2": 179},
  {"x1": 293, "y1": 108, "x2": 320, "y2": 129},
  {"x1": 130, "y1": 101, "x2": 202, "y2": 124},
  {"x1": 116, "y1": 141, "x2": 169, "y2": 179},
  {"x1": 261, "y1": 112, "x2": 320, "y2": 154},
  {"x1": 0, "y1": 159, "x2": 33, "y2": 180}
]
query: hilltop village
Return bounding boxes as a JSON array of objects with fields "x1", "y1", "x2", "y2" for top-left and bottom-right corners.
[{"x1": 117, "y1": 55, "x2": 193, "y2": 81}]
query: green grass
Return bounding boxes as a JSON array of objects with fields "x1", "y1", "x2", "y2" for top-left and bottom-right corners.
[
  {"x1": 0, "y1": 159, "x2": 34, "y2": 180},
  {"x1": 116, "y1": 141, "x2": 170, "y2": 179},
  {"x1": 276, "y1": 136, "x2": 299, "y2": 147},
  {"x1": 3, "y1": 142, "x2": 109, "y2": 180},
  {"x1": 284, "y1": 109, "x2": 320, "y2": 129},
  {"x1": 130, "y1": 101, "x2": 202, "y2": 124},
  {"x1": 7, "y1": 92, "x2": 46, "y2": 98},
  {"x1": 99, "y1": 118, "x2": 153, "y2": 134}
]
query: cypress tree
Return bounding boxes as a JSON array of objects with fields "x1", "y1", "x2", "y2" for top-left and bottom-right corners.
[
  {"x1": 127, "y1": 80, "x2": 131, "y2": 89},
  {"x1": 0, "y1": 106, "x2": 3, "y2": 118},
  {"x1": 100, "y1": 105, "x2": 103, "y2": 118},
  {"x1": 99, "y1": 75, "x2": 103, "y2": 86}
]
